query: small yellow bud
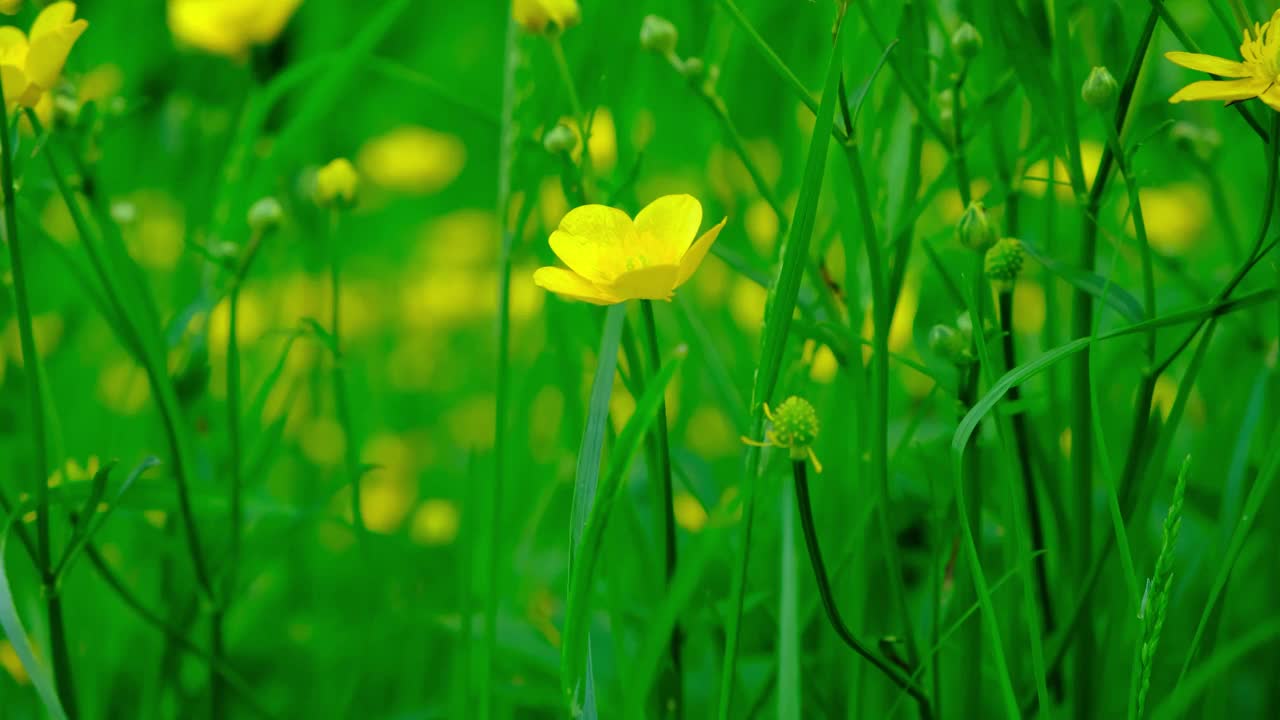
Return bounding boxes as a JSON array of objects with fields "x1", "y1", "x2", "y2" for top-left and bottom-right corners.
[
  {"x1": 951, "y1": 22, "x2": 983, "y2": 60},
  {"x1": 985, "y1": 237, "x2": 1026, "y2": 292},
  {"x1": 315, "y1": 158, "x2": 358, "y2": 207},
  {"x1": 247, "y1": 196, "x2": 283, "y2": 233},
  {"x1": 543, "y1": 123, "x2": 578, "y2": 155},
  {"x1": 513, "y1": 0, "x2": 580, "y2": 35},
  {"x1": 640, "y1": 15, "x2": 679, "y2": 55},
  {"x1": 0, "y1": 0, "x2": 21, "y2": 16},
  {"x1": 956, "y1": 201, "x2": 996, "y2": 252},
  {"x1": 1082, "y1": 66, "x2": 1118, "y2": 109}
]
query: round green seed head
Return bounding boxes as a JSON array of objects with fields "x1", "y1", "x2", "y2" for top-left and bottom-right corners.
[
  {"x1": 952, "y1": 22, "x2": 983, "y2": 60},
  {"x1": 985, "y1": 237, "x2": 1025, "y2": 291},
  {"x1": 640, "y1": 14, "x2": 678, "y2": 55},
  {"x1": 772, "y1": 396, "x2": 819, "y2": 452}
]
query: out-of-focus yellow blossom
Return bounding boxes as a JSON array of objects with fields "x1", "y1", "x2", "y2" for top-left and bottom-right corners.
[
  {"x1": 207, "y1": 288, "x2": 267, "y2": 360},
  {"x1": 1150, "y1": 374, "x2": 1206, "y2": 425},
  {"x1": 729, "y1": 276, "x2": 766, "y2": 330},
  {"x1": 1013, "y1": 283, "x2": 1047, "y2": 335},
  {"x1": 632, "y1": 108, "x2": 655, "y2": 149},
  {"x1": 353, "y1": 433, "x2": 423, "y2": 534},
  {"x1": 0, "y1": 2, "x2": 88, "y2": 108},
  {"x1": 673, "y1": 492, "x2": 708, "y2": 533},
  {"x1": 1023, "y1": 141, "x2": 1103, "y2": 198},
  {"x1": 98, "y1": 359, "x2": 150, "y2": 415},
  {"x1": 78, "y1": 62, "x2": 122, "y2": 104},
  {"x1": 315, "y1": 157, "x2": 358, "y2": 207},
  {"x1": 1059, "y1": 427, "x2": 1072, "y2": 458},
  {"x1": 357, "y1": 126, "x2": 465, "y2": 195},
  {"x1": 533, "y1": 195, "x2": 727, "y2": 304},
  {"x1": 562, "y1": 107, "x2": 616, "y2": 173},
  {"x1": 299, "y1": 418, "x2": 345, "y2": 467},
  {"x1": 410, "y1": 499, "x2": 460, "y2": 546},
  {"x1": 48, "y1": 455, "x2": 100, "y2": 488},
  {"x1": 862, "y1": 272, "x2": 919, "y2": 362},
  {"x1": 3, "y1": 313, "x2": 63, "y2": 367},
  {"x1": 744, "y1": 198, "x2": 779, "y2": 255},
  {"x1": 1, "y1": 640, "x2": 28, "y2": 685},
  {"x1": 684, "y1": 405, "x2": 737, "y2": 457},
  {"x1": 40, "y1": 194, "x2": 76, "y2": 244},
  {"x1": 810, "y1": 344, "x2": 840, "y2": 384},
  {"x1": 448, "y1": 395, "x2": 496, "y2": 449},
  {"x1": 120, "y1": 190, "x2": 185, "y2": 271},
  {"x1": 0, "y1": 1, "x2": 21, "y2": 16},
  {"x1": 1127, "y1": 184, "x2": 1210, "y2": 255},
  {"x1": 420, "y1": 210, "x2": 498, "y2": 267},
  {"x1": 513, "y1": 0, "x2": 579, "y2": 34},
  {"x1": 168, "y1": 0, "x2": 300, "y2": 58},
  {"x1": 1166, "y1": 11, "x2": 1280, "y2": 110}
]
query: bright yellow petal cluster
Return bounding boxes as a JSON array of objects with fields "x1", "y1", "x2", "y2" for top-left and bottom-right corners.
[
  {"x1": 533, "y1": 195, "x2": 726, "y2": 305},
  {"x1": 167, "y1": 0, "x2": 301, "y2": 58},
  {"x1": 0, "y1": 2, "x2": 88, "y2": 108},
  {"x1": 315, "y1": 158, "x2": 359, "y2": 207},
  {"x1": 1166, "y1": 9, "x2": 1280, "y2": 110},
  {"x1": 513, "y1": 0, "x2": 579, "y2": 34}
]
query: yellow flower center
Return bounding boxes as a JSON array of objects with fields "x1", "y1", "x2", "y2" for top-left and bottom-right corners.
[{"x1": 1242, "y1": 13, "x2": 1280, "y2": 81}]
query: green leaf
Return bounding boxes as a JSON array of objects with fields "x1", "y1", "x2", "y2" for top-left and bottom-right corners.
[
  {"x1": 1022, "y1": 240, "x2": 1144, "y2": 324},
  {"x1": 0, "y1": 509, "x2": 69, "y2": 720}
]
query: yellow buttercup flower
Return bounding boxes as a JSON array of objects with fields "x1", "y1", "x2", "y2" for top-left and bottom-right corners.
[
  {"x1": 0, "y1": 2, "x2": 88, "y2": 108},
  {"x1": 315, "y1": 158, "x2": 358, "y2": 207},
  {"x1": 1166, "y1": 10, "x2": 1280, "y2": 110},
  {"x1": 532, "y1": 194, "x2": 727, "y2": 305},
  {"x1": 513, "y1": 0, "x2": 579, "y2": 34},
  {"x1": 168, "y1": 0, "x2": 301, "y2": 58}
]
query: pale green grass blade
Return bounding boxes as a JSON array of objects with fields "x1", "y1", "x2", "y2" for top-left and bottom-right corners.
[{"x1": 0, "y1": 511, "x2": 69, "y2": 720}]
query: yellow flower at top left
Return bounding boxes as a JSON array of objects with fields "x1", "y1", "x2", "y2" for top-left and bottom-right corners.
[
  {"x1": 0, "y1": 2, "x2": 88, "y2": 108},
  {"x1": 513, "y1": 0, "x2": 579, "y2": 34},
  {"x1": 0, "y1": 1, "x2": 21, "y2": 17}
]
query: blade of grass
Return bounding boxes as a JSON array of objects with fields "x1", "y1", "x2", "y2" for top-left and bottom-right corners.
[
  {"x1": 0, "y1": 509, "x2": 69, "y2": 720},
  {"x1": 562, "y1": 341, "x2": 688, "y2": 712},
  {"x1": 718, "y1": 14, "x2": 846, "y2": 718}
]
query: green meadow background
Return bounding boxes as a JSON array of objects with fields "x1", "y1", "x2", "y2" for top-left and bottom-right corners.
[{"x1": 1, "y1": 0, "x2": 1280, "y2": 718}]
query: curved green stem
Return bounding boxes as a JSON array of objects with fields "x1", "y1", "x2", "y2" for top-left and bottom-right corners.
[
  {"x1": 2, "y1": 81, "x2": 76, "y2": 717},
  {"x1": 793, "y1": 461, "x2": 932, "y2": 718}
]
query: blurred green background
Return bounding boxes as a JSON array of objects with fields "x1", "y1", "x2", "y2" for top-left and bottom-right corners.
[{"x1": 1, "y1": 0, "x2": 1280, "y2": 718}]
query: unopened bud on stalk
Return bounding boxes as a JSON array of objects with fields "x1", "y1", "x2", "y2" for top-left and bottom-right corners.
[
  {"x1": 248, "y1": 197, "x2": 283, "y2": 233},
  {"x1": 956, "y1": 200, "x2": 996, "y2": 252},
  {"x1": 929, "y1": 323, "x2": 974, "y2": 366},
  {"x1": 640, "y1": 15, "x2": 678, "y2": 55},
  {"x1": 985, "y1": 237, "x2": 1026, "y2": 292},
  {"x1": 680, "y1": 56, "x2": 706, "y2": 83},
  {"x1": 1081, "y1": 66, "x2": 1118, "y2": 109},
  {"x1": 543, "y1": 123, "x2": 578, "y2": 155},
  {"x1": 951, "y1": 22, "x2": 983, "y2": 60}
]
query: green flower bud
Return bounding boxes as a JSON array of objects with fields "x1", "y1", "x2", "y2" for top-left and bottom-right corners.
[
  {"x1": 929, "y1": 324, "x2": 974, "y2": 366},
  {"x1": 951, "y1": 22, "x2": 983, "y2": 60},
  {"x1": 640, "y1": 14, "x2": 678, "y2": 55},
  {"x1": 681, "y1": 56, "x2": 706, "y2": 82},
  {"x1": 985, "y1": 237, "x2": 1026, "y2": 291},
  {"x1": 956, "y1": 200, "x2": 996, "y2": 252},
  {"x1": 543, "y1": 123, "x2": 578, "y2": 155},
  {"x1": 770, "y1": 396, "x2": 820, "y2": 461},
  {"x1": 247, "y1": 196, "x2": 284, "y2": 233},
  {"x1": 1082, "y1": 66, "x2": 1118, "y2": 109}
]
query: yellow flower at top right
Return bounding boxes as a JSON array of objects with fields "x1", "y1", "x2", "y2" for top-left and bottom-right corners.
[{"x1": 1166, "y1": 9, "x2": 1280, "y2": 110}]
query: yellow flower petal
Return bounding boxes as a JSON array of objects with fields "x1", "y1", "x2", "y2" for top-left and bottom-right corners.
[
  {"x1": 606, "y1": 264, "x2": 679, "y2": 301},
  {"x1": 25, "y1": 4, "x2": 87, "y2": 91},
  {"x1": 247, "y1": 0, "x2": 301, "y2": 43},
  {"x1": 633, "y1": 194, "x2": 702, "y2": 266},
  {"x1": 0, "y1": 63, "x2": 26, "y2": 106},
  {"x1": 513, "y1": 0, "x2": 580, "y2": 33},
  {"x1": 1261, "y1": 85, "x2": 1280, "y2": 112},
  {"x1": 676, "y1": 217, "x2": 727, "y2": 287},
  {"x1": 532, "y1": 266, "x2": 619, "y2": 305},
  {"x1": 1169, "y1": 76, "x2": 1270, "y2": 103},
  {"x1": 0, "y1": 27, "x2": 28, "y2": 65},
  {"x1": 1163, "y1": 51, "x2": 1251, "y2": 78},
  {"x1": 548, "y1": 204, "x2": 635, "y2": 283}
]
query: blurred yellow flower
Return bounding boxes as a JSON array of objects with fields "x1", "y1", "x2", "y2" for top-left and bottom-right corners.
[
  {"x1": 410, "y1": 499, "x2": 460, "y2": 546},
  {"x1": 533, "y1": 195, "x2": 727, "y2": 304},
  {"x1": 1, "y1": 640, "x2": 27, "y2": 685},
  {"x1": 98, "y1": 359, "x2": 150, "y2": 415},
  {"x1": 315, "y1": 157, "x2": 358, "y2": 206},
  {"x1": 168, "y1": 0, "x2": 300, "y2": 58},
  {"x1": 3, "y1": 312, "x2": 63, "y2": 367},
  {"x1": 513, "y1": 0, "x2": 579, "y2": 34},
  {"x1": 48, "y1": 455, "x2": 100, "y2": 488},
  {"x1": 565, "y1": 107, "x2": 616, "y2": 173},
  {"x1": 1128, "y1": 183, "x2": 1210, "y2": 255},
  {"x1": 120, "y1": 189, "x2": 185, "y2": 271},
  {"x1": 0, "y1": 2, "x2": 89, "y2": 107},
  {"x1": 729, "y1": 276, "x2": 766, "y2": 330},
  {"x1": 357, "y1": 126, "x2": 465, "y2": 195},
  {"x1": 1023, "y1": 141, "x2": 1103, "y2": 198},
  {"x1": 0, "y1": 2, "x2": 18, "y2": 16},
  {"x1": 673, "y1": 492, "x2": 708, "y2": 533},
  {"x1": 1166, "y1": 11, "x2": 1280, "y2": 110}
]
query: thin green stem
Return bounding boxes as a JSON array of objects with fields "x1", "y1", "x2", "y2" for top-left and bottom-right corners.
[
  {"x1": 327, "y1": 210, "x2": 367, "y2": 542},
  {"x1": 844, "y1": 141, "x2": 922, "y2": 675},
  {"x1": 640, "y1": 299, "x2": 682, "y2": 718},
  {"x1": 957, "y1": 363, "x2": 982, "y2": 720},
  {"x1": 2, "y1": 86, "x2": 75, "y2": 717},
  {"x1": 952, "y1": 65, "x2": 972, "y2": 207},
  {"x1": 550, "y1": 35, "x2": 592, "y2": 194},
  {"x1": 792, "y1": 461, "x2": 932, "y2": 718}
]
